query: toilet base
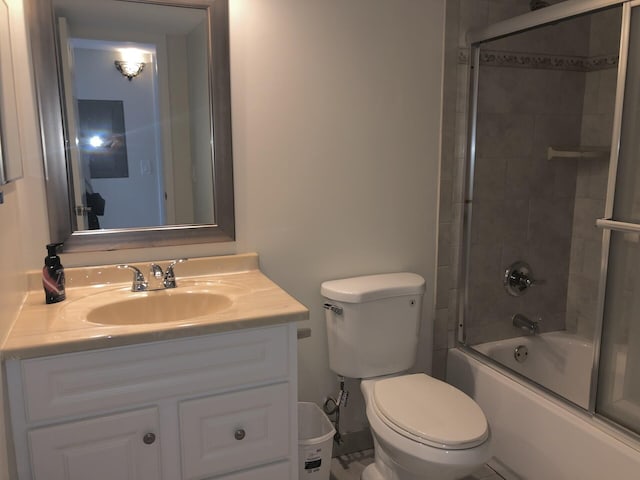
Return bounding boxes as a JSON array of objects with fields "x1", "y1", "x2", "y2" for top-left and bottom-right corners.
[
  {"x1": 361, "y1": 442, "x2": 424, "y2": 480},
  {"x1": 363, "y1": 426, "x2": 489, "y2": 480},
  {"x1": 361, "y1": 464, "x2": 386, "y2": 480},
  {"x1": 362, "y1": 459, "x2": 480, "y2": 480}
]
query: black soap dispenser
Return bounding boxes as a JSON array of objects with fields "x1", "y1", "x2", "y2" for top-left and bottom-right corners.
[{"x1": 42, "y1": 243, "x2": 66, "y2": 304}]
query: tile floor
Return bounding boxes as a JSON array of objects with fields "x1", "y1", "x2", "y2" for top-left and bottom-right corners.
[{"x1": 330, "y1": 450, "x2": 504, "y2": 480}]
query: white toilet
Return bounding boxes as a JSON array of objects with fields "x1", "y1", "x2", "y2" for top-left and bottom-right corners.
[{"x1": 322, "y1": 273, "x2": 491, "y2": 480}]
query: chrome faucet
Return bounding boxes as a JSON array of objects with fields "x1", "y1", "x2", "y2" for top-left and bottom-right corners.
[
  {"x1": 117, "y1": 264, "x2": 148, "y2": 292},
  {"x1": 512, "y1": 314, "x2": 539, "y2": 335},
  {"x1": 117, "y1": 259, "x2": 188, "y2": 292},
  {"x1": 149, "y1": 263, "x2": 165, "y2": 290},
  {"x1": 163, "y1": 259, "x2": 187, "y2": 289}
]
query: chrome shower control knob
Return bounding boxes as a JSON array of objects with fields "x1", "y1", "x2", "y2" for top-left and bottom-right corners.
[
  {"x1": 504, "y1": 261, "x2": 545, "y2": 296},
  {"x1": 143, "y1": 432, "x2": 156, "y2": 445},
  {"x1": 234, "y1": 428, "x2": 246, "y2": 441}
]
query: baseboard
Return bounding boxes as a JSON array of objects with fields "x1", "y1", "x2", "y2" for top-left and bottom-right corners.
[{"x1": 487, "y1": 458, "x2": 523, "y2": 480}]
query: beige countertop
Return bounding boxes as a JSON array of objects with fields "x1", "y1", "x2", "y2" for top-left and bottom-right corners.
[{"x1": 2, "y1": 253, "x2": 309, "y2": 359}]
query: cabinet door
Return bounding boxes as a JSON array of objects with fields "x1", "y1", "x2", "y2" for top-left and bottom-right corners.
[{"x1": 28, "y1": 407, "x2": 161, "y2": 480}]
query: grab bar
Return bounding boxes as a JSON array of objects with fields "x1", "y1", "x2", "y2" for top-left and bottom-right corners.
[
  {"x1": 596, "y1": 219, "x2": 640, "y2": 233},
  {"x1": 547, "y1": 146, "x2": 609, "y2": 161}
]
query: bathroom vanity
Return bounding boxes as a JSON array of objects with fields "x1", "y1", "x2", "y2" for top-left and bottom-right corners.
[{"x1": 2, "y1": 254, "x2": 308, "y2": 480}]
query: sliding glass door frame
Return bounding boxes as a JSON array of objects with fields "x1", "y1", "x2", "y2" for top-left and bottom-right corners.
[
  {"x1": 589, "y1": 0, "x2": 634, "y2": 414},
  {"x1": 591, "y1": 0, "x2": 640, "y2": 440}
]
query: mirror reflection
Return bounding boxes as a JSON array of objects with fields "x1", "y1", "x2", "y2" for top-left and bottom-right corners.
[
  {"x1": 0, "y1": 0, "x2": 23, "y2": 184},
  {"x1": 55, "y1": 0, "x2": 215, "y2": 230}
]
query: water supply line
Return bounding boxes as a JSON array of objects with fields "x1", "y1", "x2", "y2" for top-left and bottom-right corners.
[{"x1": 323, "y1": 375, "x2": 349, "y2": 445}]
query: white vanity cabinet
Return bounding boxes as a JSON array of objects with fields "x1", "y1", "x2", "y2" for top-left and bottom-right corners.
[{"x1": 5, "y1": 323, "x2": 299, "y2": 480}]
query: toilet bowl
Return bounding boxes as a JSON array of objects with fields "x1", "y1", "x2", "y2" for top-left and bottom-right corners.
[
  {"x1": 322, "y1": 273, "x2": 492, "y2": 480},
  {"x1": 360, "y1": 375, "x2": 491, "y2": 480}
]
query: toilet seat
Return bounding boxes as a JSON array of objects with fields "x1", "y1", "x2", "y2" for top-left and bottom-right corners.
[{"x1": 371, "y1": 374, "x2": 488, "y2": 450}]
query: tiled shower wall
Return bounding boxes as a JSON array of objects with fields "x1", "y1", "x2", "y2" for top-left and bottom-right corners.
[
  {"x1": 434, "y1": 0, "x2": 549, "y2": 377},
  {"x1": 566, "y1": 8, "x2": 621, "y2": 340},
  {"x1": 434, "y1": 0, "x2": 620, "y2": 375}
]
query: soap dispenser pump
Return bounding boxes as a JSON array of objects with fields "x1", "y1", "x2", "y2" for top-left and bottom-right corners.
[{"x1": 42, "y1": 243, "x2": 66, "y2": 304}]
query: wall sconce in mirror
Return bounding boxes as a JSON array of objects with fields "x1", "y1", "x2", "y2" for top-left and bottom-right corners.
[
  {"x1": 114, "y1": 47, "x2": 146, "y2": 81},
  {"x1": 114, "y1": 60, "x2": 145, "y2": 81}
]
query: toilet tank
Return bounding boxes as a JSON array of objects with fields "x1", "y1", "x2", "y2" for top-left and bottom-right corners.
[{"x1": 321, "y1": 273, "x2": 426, "y2": 379}]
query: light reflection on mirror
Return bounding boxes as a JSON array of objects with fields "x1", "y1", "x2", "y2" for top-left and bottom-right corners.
[{"x1": 55, "y1": 0, "x2": 215, "y2": 230}]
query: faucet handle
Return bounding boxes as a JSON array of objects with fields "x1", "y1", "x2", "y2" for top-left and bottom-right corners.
[
  {"x1": 504, "y1": 261, "x2": 545, "y2": 296},
  {"x1": 164, "y1": 258, "x2": 188, "y2": 289},
  {"x1": 117, "y1": 264, "x2": 148, "y2": 292}
]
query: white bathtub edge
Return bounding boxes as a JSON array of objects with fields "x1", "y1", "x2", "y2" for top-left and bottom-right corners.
[{"x1": 446, "y1": 347, "x2": 640, "y2": 479}]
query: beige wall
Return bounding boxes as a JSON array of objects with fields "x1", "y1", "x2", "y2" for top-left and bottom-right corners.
[
  {"x1": 0, "y1": 183, "x2": 26, "y2": 480},
  {"x1": 0, "y1": 0, "x2": 49, "y2": 477},
  {"x1": 187, "y1": 19, "x2": 214, "y2": 224},
  {"x1": 167, "y1": 34, "x2": 195, "y2": 224},
  {"x1": 0, "y1": 0, "x2": 445, "y2": 458}
]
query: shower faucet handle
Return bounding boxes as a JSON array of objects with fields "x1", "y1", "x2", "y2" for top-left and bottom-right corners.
[{"x1": 504, "y1": 261, "x2": 545, "y2": 296}]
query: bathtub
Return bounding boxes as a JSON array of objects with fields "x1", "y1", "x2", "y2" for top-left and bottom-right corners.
[
  {"x1": 447, "y1": 333, "x2": 640, "y2": 479},
  {"x1": 474, "y1": 332, "x2": 592, "y2": 409}
]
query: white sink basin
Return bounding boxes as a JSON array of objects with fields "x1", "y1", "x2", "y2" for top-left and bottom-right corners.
[{"x1": 85, "y1": 291, "x2": 233, "y2": 326}]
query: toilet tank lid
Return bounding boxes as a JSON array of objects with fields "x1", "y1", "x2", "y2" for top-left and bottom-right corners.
[{"x1": 321, "y1": 273, "x2": 425, "y2": 303}]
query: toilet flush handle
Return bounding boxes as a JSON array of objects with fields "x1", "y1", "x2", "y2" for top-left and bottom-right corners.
[{"x1": 323, "y1": 303, "x2": 343, "y2": 315}]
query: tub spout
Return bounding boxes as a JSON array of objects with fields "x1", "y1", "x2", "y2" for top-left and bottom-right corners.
[{"x1": 513, "y1": 314, "x2": 539, "y2": 335}]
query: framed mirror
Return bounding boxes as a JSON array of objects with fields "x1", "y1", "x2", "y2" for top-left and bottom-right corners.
[
  {"x1": 27, "y1": 0, "x2": 234, "y2": 251},
  {"x1": 0, "y1": 0, "x2": 24, "y2": 185}
]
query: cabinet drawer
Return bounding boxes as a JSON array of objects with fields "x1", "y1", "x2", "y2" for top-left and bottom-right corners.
[
  {"x1": 22, "y1": 326, "x2": 289, "y2": 422},
  {"x1": 179, "y1": 382, "x2": 291, "y2": 480}
]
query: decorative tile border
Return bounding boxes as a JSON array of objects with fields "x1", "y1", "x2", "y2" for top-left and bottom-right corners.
[
  {"x1": 458, "y1": 48, "x2": 618, "y2": 72},
  {"x1": 583, "y1": 54, "x2": 619, "y2": 71}
]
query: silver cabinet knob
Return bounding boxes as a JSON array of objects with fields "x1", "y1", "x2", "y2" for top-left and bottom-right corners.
[
  {"x1": 234, "y1": 428, "x2": 246, "y2": 441},
  {"x1": 143, "y1": 432, "x2": 156, "y2": 445}
]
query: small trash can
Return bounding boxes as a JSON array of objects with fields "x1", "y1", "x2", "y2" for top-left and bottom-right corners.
[{"x1": 298, "y1": 402, "x2": 336, "y2": 479}]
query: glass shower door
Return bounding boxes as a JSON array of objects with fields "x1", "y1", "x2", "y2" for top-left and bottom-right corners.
[
  {"x1": 597, "y1": 1, "x2": 640, "y2": 434},
  {"x1": 462, "y1": 4, "x2": 622, "y2": 411}
]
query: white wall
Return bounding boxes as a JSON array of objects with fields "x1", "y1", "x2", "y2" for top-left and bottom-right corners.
[
  {"x1": 228, "y1": 0, "x2": 444, "y2": 421},
  {"x1": 2, "y1": 0, "x2": 445, "y2": 459}
]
